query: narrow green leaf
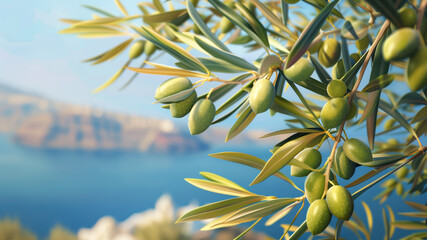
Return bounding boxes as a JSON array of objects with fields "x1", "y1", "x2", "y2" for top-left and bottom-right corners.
[
  {"x1": 261, "y1": 128, "x2": 323, "y2": 138},
  {"x1": 364, "y1": 0, "x2": 402, "y2": 28},
  {"x1": 287, "y1": 80, "x2": 321, "y2": 125},
  {"x1": 310, "y1": 55, "x2": 331, "y2": 84},
  {"x1": 270, "y1": 96, "x2": 319, "y2": 126},
  {"x1": 152, "y1": 0, "x2": 165, "y2": 12},
  {"x1": 143, "y1": 9, "x2": 187, "y2": 23},
  {"x1": 212, "y1": 97, "x2": 247, "y2": 124},
  {"x1": 82, "y1": 5, "x2": 116, "y2": 17},
  {"x1": 342, "y1": 51, "x2": 368, "y2": 86},
  {"x1": 392, "y1": 221, "x2": 427, "y2": 230},
  {"x1": 216, "y1": 79, "x2": 254, "y2": 115},
  {"x1": 251, "y1": 132, "x2": 323, "y2": 185},
  {"x1": 362, "y1": 74, "x2": 394, "y2": 92},
  {"x1": 234, "y1": 218, "x2": 262, "y2": 240},
  {"x1": 251, "y1": 0, "x2": 294, "y2": 38},
  {"x1": 411, "y1": 106, "x2": 427, "y2": 123},
  {"x1": 92, "y1": 59, "x2": 131, "y2": 93},
  {"x1": 92, "y1": 38, "x2": 132, "y2": 65},
  {"x1": 341, "y1": 21, "x2": 359, "y2": 40},
  {"x1": 405, "y1": 201, "x2": 427, "y2": 212},
  {"x1": 397, "y1": 92, "x2": 427, "y2": 106},
  {"x1": 358, "y1": 154, "x2": 407, "y2": 167},
  {"x1": 335, "y1": 220, "x2": 344, "y2": 240},
  {"x1": 235, "y1": 3, "x2": 269, "y2": 48},
  {"x1": 288, "y1": 221, "x2": 308, "y2": 240},
  {"x1": 185, "y1": 178, "x2": 253, "y2": 197},
  {"x1": 200, "y1": 172, "x2": 248, "y2": 193},
  {"x1": 296, "y1": 77, "x2": 329, "y2": 97},
  {"x1": 281, "y1": 0, "x2": 288, "y2": 26},
  {"x1": 226, "y1": 106, "x2": 257, "y2": 142},
  {"x1": 265, "y1": 201, "x2": 300, "y2": 226},
  {"x1": 302, "y1": 0, "x2": 344, "y2": 18},
  {"x1": 361, "y1": 201, "x2": 373, "y2": 232},
  {"x1": 177, "y1": 57, "x2": 247, "y2": 73},
  {"x1": 345, "y1": 162, "x2": 397, "y2": 188},
  {"x1": 285, "y1": 0, "x2": 339, "y2": 68}
]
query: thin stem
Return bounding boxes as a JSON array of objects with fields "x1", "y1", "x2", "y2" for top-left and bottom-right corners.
[
  {"x1": 279, "y1": 198, "x2": 305, "y2": 240},
  {"x1": 417, "y1": 0, "x2": 427, "y2": 30}
]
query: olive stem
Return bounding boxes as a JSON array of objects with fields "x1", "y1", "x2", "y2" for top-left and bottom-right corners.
[
  {"x1": 417, "y1": 0, "x2": 427, "y2": 31},
  {"x1": 322, "y1": 20, "x2": 390, "y2": 198}
]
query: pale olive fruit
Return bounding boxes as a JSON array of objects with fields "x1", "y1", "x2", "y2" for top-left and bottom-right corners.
[
  {"x1": 333, "y1": 146, "x2": 357, "y2": 180},
  {"x1": 382, "y1": 28, "x2": 420, "y2": 61},
  {"x1": 308, "y1": 40, "x2": 323, "y2": 54},
  {"x1": 170, "y1": 91, "x2": 197, "y2": 118},
  {"x1": 384, "y1": 119, "x2": 395, "y2": 130},
  {"x1": 219, "y1": 17, "x2": 234, "y2": 33},
  {"x1": 395, "y1": 167, "x2": 409, "y2": 180},
  {"x1": 396, "y1": 182, "x2": 404, "y2": 196},
  {"x1": 188, "y1": 99, "x2": 215, "y2": 135},
  {"x1": 144, "y1": 41, "x2": 157, "y2": 56},
  {"x1": 382, "y1": 179, "x2": 397, "y2": 188},
  {"x1": 306, "y1": 199, "x2": 332, "y2": 235},
  {"x1": 128, "y1": 40, "x2": 145, "y2": 59},
  {"x1": 154, "y1": 77, "x2": 193, "y2": 101},
  {"x1": 326, "y1": 185, "x2": 354, "y2": 221},
  {"x1": 291, "y1": 148, "x2": 322, "y2": 177},
  {"x1": 283, "y1": 57, "x2": 314, "y2": 82},
  {"x1": 398, "y1": 7, "x2": 417, "y2": 28},
  {"x1": 343, "y1": 138, "x2": 373, "y2": 164},
  {"x1": 319, "y1": 38, "x2": 341, "y2": 67},
  {"x1": 355, "y1": 35, "x2": 370, "y2": 51},
  {"x1": 249, "y1": 78, "x2": 275, "y2": 114},
  {"x1": 346, "y1": 100, "x2": 358, "y2": 120},
  {"x1": 327, "y1": 80, "x2": 347, "y2": 98},
  {"x1": 405, "y1": 47, "x2": 427, "y2": 91},
  {"x1": 320, "y1": 98, "x2": 349, "y2": 129},
  {"x1": 305, "y1": 172, "x2": 325, "y2": 203}
]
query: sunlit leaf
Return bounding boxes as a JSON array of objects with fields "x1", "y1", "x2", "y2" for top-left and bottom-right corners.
[
  {"x1": 92, "y1": 59, "x2": 131, "y2": 93},
  {"x1": 362, "y1": 74, "x2": 394, "y2": 92},
  {"x1": 361, "y1": 201, "x2": 373, "y2": 232},
  {"x1": 397, "y1": 92, "x2": 427, "y2": 106},
  {"x1": 364, "y1": 0, "x2": 402, "y2": 28},
  {"x1": 393, "y1": 221, "x2": 427, "y2": 230},
  {"x1": 114, "y1": 0, "x2": 129, "y2": 16},
  {"x1": 92, "y1": 38, "x2": 133, "y2": 65},
  {"x1": 143, "y1": 9, "x2": 187, "y2": 23},
  {"x1": 185, "y1": 177, "x2": 254, "y2": 197},
  {"x1": 265, "y1": 201, "x2": 300, "y2": 226},
  {"x1": 251, "y1": 0, "x2": 294, "y2": 38},
  {"x1": 411, "y1": 106, "x2": 427, "y2": 123},
  {"x1": 126, "y1": 64, "x2": 207, "y2": 78},
  {"x1": 226, "y1": 106, "x2": 257, "y2": 142}
]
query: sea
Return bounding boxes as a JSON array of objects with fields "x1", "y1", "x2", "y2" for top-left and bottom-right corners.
[{"x1": 0, "y1": 134, "x2": 423, "y2": 239}]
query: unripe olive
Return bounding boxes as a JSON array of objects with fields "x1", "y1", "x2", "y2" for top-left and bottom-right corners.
[
  {"x1": 382, "y1": 179, "x2": 397, "y2": 188},
  {"x1": 333, "y1": 146, "x2": 356, "y2": 180},
  {"x1": 283, "y1": 57, "x2": 314, "y2": 82},
  {"x1": 343, "y1": 138, "x2": 373, "y2": 164},
  {"x1": 326, "y1": 185, "x2": 354, "y2": 221},
  {"x1": 320, "y1": 98, "x2": 349, "y2": 129},
  {"x1": 332, "y1": 60, "x2": 345, "y2": 80},
  {"x1": 395, "y1": 167, "x2": 409, "y2": 180},
  {"x1": 144, "y1": 41, "x2": 157, "y2": 56},
  {"x1": 327, "y1": 80, "x2": 347, "y2": 98},
  {"x1": 405, "y1": 47, "x2": 427, "y2": 91},
  {"x1": 382, "y1": 28, "x2": 420, "y2": 61},
  {"x1": 319, "y1": 38, "x2": 341, "y2": 67},
  {"x1": 398, "y1": 7, "x2": 417, "y2": 28},
  {"x1": 154, "y1": 77, "x2": 193, "y2": 101},
  {"x1": 306, "y1": 199, "x2": 332, "y2": 235},
  {"x1": 387, "y1": 138, "x2": 399, "y2": 146},
  {"x1": 284, "y1": 0, "x2": 300, "y2": 4},
  {"x1": 128, "y1": 40, "x2": 145, "y2": 59},
  {"x1": 346, "y1": 100, "x2": 358, "y2": 120},
  {"x1": 384, "y1": 119, "x2": 395, "y2": 131},
  {"x1": 220, "y1": 17, "x2": 234, "y2": 33},
  {"x1": 355, "y1": 35, "x2": 370, "y2": 51},
  {"x1": 396, "y1": 182, "x2": 404, "y2": 196},
  {"x1": 291, "y1": 148, "x2": 322, "y2": 177},
  {"x1": 305, "y1": 172, "x2": 325, "y2": 204},
  {"x1": 188, "y1": 99, "x2": 215, "y2": 135},
  {"x1": 170, "y1": 91, "x2": 197, "y2": 118},
  {"x1": 249, "y1": 78, "x2": 275, "y2": 114},
  {"x1": 309, "y1": 40, "x2": 323, "y2": 54}
]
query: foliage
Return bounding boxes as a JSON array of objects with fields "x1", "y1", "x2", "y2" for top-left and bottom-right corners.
[
  {"x1": 60, "y1": 0, "x2": 427, "y2": 239},
  {"x1": 47, "y1": 225, "x2": 77, "y2": 240},
  {"x1": 0, "y1": 218, "x2": 37, "y2": 240}
]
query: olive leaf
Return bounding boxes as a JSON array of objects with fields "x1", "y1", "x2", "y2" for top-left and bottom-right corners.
[
  {"x1": 362, "y1": 74, "x2": 395, "y2": 92},
  {"x1": 143, "y1": 9, "x2": 187, "y2": 23},
  {"x1": 226, "y1": 106, "x2": 256, "y2": 142}
]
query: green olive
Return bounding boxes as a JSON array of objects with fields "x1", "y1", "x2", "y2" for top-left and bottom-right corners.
[
  {"x1": 355, "y1": 35, "x2": 370, "y2": 51},
  {"x1": 309, "y1": 40, "x2": 323, "y2": 54},
  {"x1": 333, "y1": 146, "x2": 357, "y2": 180},
  {"x1": 395, "y1": 167, "x2": 409, "y2": 180},
  {"x1": 128, "y1": 40, "x2": 145, "y2": 59},
  {"x1": 398, "y1": 7, "x2": 417, "y2": 28},
  {"x1": 326, "y1": 185, "x2": 354, "y2": 221},
  {"x1": 219, "y1": 17, "x2": 234, "y2": 33},
  {"x1": 346, "y1": 100, "x2": 358, "y2": 120},
  {"x1": 284, "y1": 0, "x2": 300, "y2": 4},
  {"x1": 320, "y1": 98, "x2": 349, "y2": 129},
  {"x1": 405, "y1": 47, "x2": 427, "y2": 91},
  {"x1": 396, "y1": 182, "x2": 404, "y2": 196},
  {"x1": 350, "y1": 53, "x2": 361, "y2": 62},
  {"x1": 327, "y1": 80, "x2": 347, "y2": 98},
  {"x1": 343, "y1": 138, "x2": 373, "y2": 164},
  {"x1": 305, "y1": 172, "x2": 325, "y2": 204},
  {"x1": 249, "y1": 78, "x2": 275, "y2": 114},
  {"x1": 144, "y1": 41, "x2": 157, "y2": 56},
  {"x1": 382, "y1": 179, "x2": 397, "y2": 188},
  {"x1": 283, "y1": 57, "x2": 315, "y2": 82},
  {"x1": 188, "y1": 99, "x2": 215, "y2": 135},
  {"x1": 306, "y1": 199, "x2": 332, "y2": 235},
  {"x1": 319, "y1": 38, "x2": 341, "y2": 67},
  {"x1": 384, "y1": 119, "x2": 395, "y2": 130},
  {"x1": 382, "y1": 28, "x2": 420, "y2": 61},
  {"x1": 154, "y1": 77, "x2": 193, "y2": 101},
  {"x1": 291, "y1": 148, "x2": 322, "y2": 177},
  {"x1": 170, "y1": 91, "x2": 197, "y2": 118}
]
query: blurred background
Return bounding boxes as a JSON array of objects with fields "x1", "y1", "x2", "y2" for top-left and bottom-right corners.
[{"x1": 0, "y1": 0, "x2": 425, "y2": 239}]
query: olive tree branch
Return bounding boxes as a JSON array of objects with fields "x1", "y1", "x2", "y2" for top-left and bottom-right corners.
[{"x1": 417, "y1": 0, "x2": 427, "y2": 30}]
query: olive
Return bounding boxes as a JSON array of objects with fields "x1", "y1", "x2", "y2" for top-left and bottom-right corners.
[
  {"x1": 396, "y1": 182, "x2": 404, "y2": 196},
  {"x1": 283, "y1": 57, "x2": 314, "y2": 82},
  {"x1": 384, "y1": 119, "x2": 395, "y2": 131},
  {"x1": 320, "y1": 98, "x2": 349, "y2": 129},
  {"x1": 305, "y1": 172, "x2": 325, "y2": 204},
  {"x1": 326, "y1": 185, "x2": 354, "y2": 221},
  {"x1": 319, "y1": 38, "x2": 341, "y2": 67},
  {"x1": 249, "y1": 78, "x2": 275, "y2": 114},
  {"x1": 219, "y1": 17, "x2": 234, "y2": 34},
  {"x1": 154, "y1": 77, "x2": 193, "y2": 101},
  {"x1": 291, "y1": 148, "x2": 322, "y2": 177},
  {"x1": 343, "y1": 138, "x2": 373, "y2": 164},
  {"x1": 405, "y1": 47, "x2": 427, "y2": 91},
  {"x1": 355, "y1": 35, "x2": 370, "y2": 51},
  {"x1": 398, "y1": 7, "x2": 417, "y2": 28},
  {"x1": 284, "y1": 0, "x2": 300, "y2": 4},
  {"x1": 306, "y1": 199, "x2": 332, "y2": 235},
  {"x1": 309, "y1": 40, "x2": 323, "y2": 54},
  {"x1": 128, "y1": 40, "x2": 145, "y2": 59},
  {"x1": 382, "y1": 179, "x2": 397, "y2": 188},
  {"x1": 327, "y1": 80, "x2": 347, "y2": 98},
  {"x1": 333, "y1": 146, "x2": 356, "y2": 180},
  {"x1": 346, "y1": 100, "x2": 358, "y2": 120},
  {"x1": 188, "y1": 99, "x2": 215, "y2": 135},
  {"x1": 170, "y1": 91, "x2": 197, "y2": 118},
  {"x1": 395, "y1": 166, "x2": 409, "y2": 180},
  {"x1": 144, "y1": 41, "x2": 157, "y2": 56},
  {"x1": 382, "y1": 28, "x2": 420, "y2": 61}
]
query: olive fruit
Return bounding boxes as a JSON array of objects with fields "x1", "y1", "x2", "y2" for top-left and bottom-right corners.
[
  {"x1": 382, "y1": 179, "x2": 397, "y2": 188},
  {"x1": 398, "y1": 7, "x2": 417, "y2": 28},
  {"x1": 395, "y1": 167, "x2": 409, "y2": 180},
  {"x1": 327, "y1": 80, "x2": 347, "y2": 98},
  {"x1": 396, "y1": 182, "x2": 404, "y2": 196},
  {"x1": 382, "y1": 28, "x2": 420, "y2": 61},
  {"x1": 306, "y1": 199, "x2": 332, "y2": 235},
  {"x1": 326, "y1": 185, "x2": 354, "y2": 220},
  {"x1": 319, "y1": 38, "x2": 341, "y2": 67},
  {"x1": 188, "y1": 99, "x2": 215, "y2": 135},
  {"x1": 128, "y1": 40, "x2": 145, "y2": 59},
  {"x1": 333, "y1": 146, "x2": 356, "y2": 180},
  {"x1": 343, "y1": 138, "x2": 373, "y2": 164},
  {"x1": 284, "y1": 0, "x2": 300, "y2": 4},
  {"x1": 144, "y1": 41, "x2": 157, "y2": 56},
  {"x1": 283, "y1": 57, "x2": 314, "y2": 82},
  {"x1": 405, "y1": 47, "x2": 427, "y2": 91},
  {"x1": 355, "y1": 35, "x2": 369, "y2": 51},
  {"x1": 170, "y1": 91, "x2": 197, "y2": 118},
  {"x1": 291, "y1": 148, "x2": 322, "y2": 177},
  {"x1": 384, "y1": 119, "x2": 395, "y2": 130},
  {"x1": 308, "y1": 40, "x2": 323, "y2": 54},
  {"x1": 249, "y1": 78, "x2": 275, "y2": 114},
  {"x1": 154, "y1": 77, "x2": 193, "y2": 101},
  {"x1": 346, "y1": 100, "x2": 358, "y2": 120},
  {"x1": 219, "y1": 17, "x2": 234, "y2": 33},
  {"x1": 305, "y1": 172, "x2": 325, "y2": 203},
  {"x1": 320, "y1": 98, "x2": 349, "y2": 129}
]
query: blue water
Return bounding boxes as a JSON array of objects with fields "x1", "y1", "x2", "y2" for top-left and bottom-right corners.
[{"x1": 0, "y1": 135, "x2": 423, "y2": 239}]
